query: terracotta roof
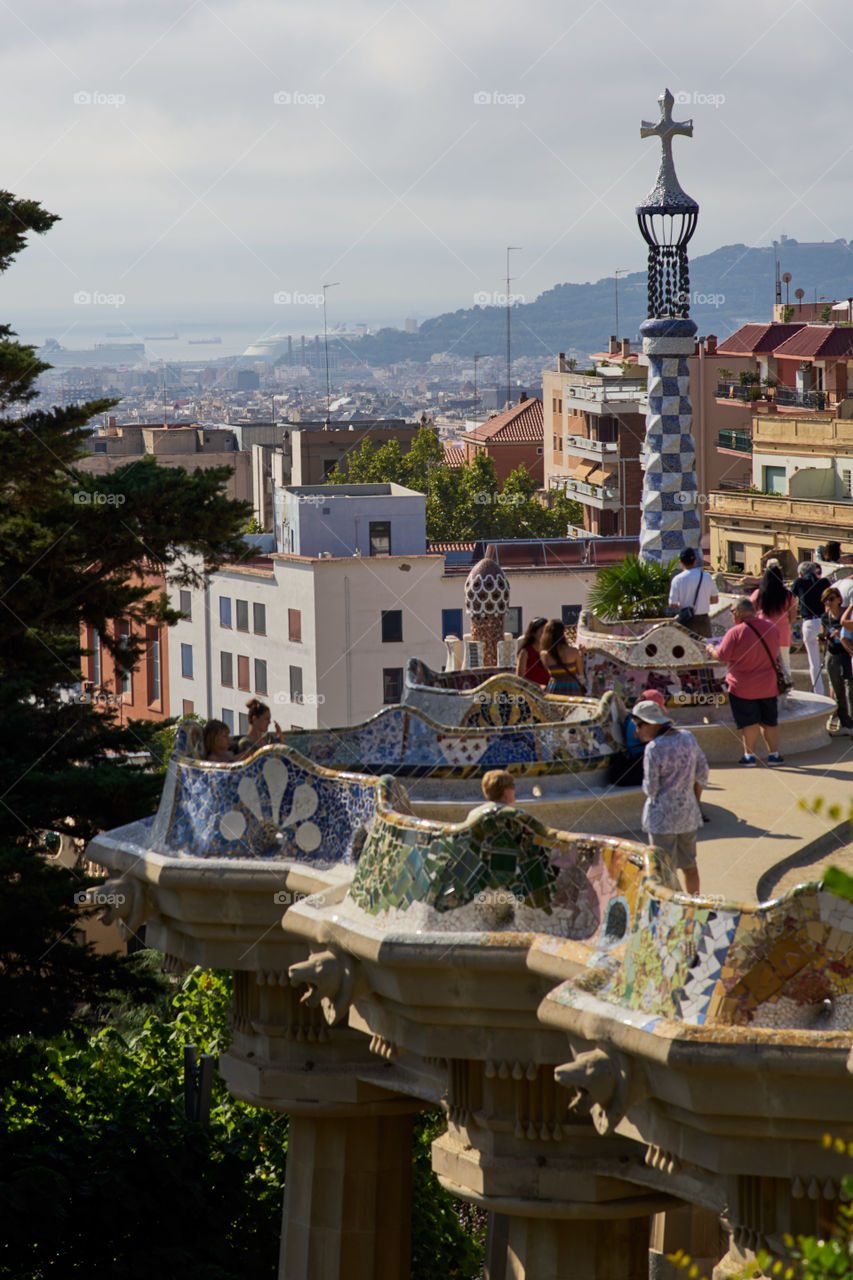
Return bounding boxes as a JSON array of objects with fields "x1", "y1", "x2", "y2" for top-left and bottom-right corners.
[
  {"x1": 772, "y1": 326, "x2": 853, "y2": 359},
  {"x1": 461, "y1": 396, "x2": 544, "y2": 445},
  {"x1": 716, "y1": 323, "x2": 806, "y2": 356},
  {"x1": 444, "y1": 443, "x2": 465, "y2": 468},
  {"x1": 427, "y1": 540, "x2": 476, "y2": 553}
]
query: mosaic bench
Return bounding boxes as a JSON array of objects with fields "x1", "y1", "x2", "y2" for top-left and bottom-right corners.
[
  {"x1": 403, "y1": 658, "x2": 582, "y2": 727},
  {"x1": 345, "y1": 775, "x2": 670, "y2": 939},
  {"x1": 544, "y1": 873, "x2": 853, "y2": 1038},
  {"x1": 150, "y1": 719, "x2": 381, "y2": 861},
  {"x1": 576, "y1": 614, "x2": 728, "y2": 708},
  {"x1": 275, "y1": 697, "x2": 623, "y2": 779}
]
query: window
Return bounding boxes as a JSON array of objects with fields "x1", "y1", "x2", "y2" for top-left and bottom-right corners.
[
  {"x1": 222, "y1": 708, "x2": 234, "y2": 732},
  {"x1": 505, "y1": 607, "x2": 522, "y2": 637},
  {"x1": 91, "y1": 628, "x2": 101, "y2": 687},
  {"x1": 179, "y1": 589, "x2": 192, "y2": 620},
  {"x1": 727, "y1": 541, "x2": 745, "y2": 572},
  {"x1": 762, "y1": 465, "x2": 786, "y2": 495},
  {"x1": 221, "y1": 651, "x2": 233, "y2": 687},
  {"x1": 561, "y1": 604, "x2": 582, "y2": 628},
  {"x1": 181, "y1": 643, "x2": 193, "y2": 680},
  {"x1": 237, "y1": 655, "x2": 251, "y2": 691},
  {"x1": 254, "y1": 659, "x2": 268, "y2": 694},
  {"x1": 843, "y1": 469, "x2": 852, "y2": 498},
  {"x1": 381, "y1": 609, "x2": 403, "y2": 643},
  {"x1": 289, "y1": 665, "x2": 303, "y2": 704},
  {"x1": 148, "y1": 628, "x2": 161, "y2": 703},
  {"x1": 322, "y1": 458, "x2": 337, "y2": 478},
  {"x1": 288, "y1": 608, "x2": 302, "y2": 642},
  {"x1": 236, "y1": 599, "x2": 249, "y2": 631},
  {"x1": 442, "y1": 608, "x2": 463, "y2": 638},
  {"x1": 383, "y1": 667, "x2": 404, "y2": 703},
  {"x1": 253, "y1": 602, "x2": 266, "y2": 635},
  {"x1": 369, "y1": 520, "x2": 391, "y2": 556},
  {"x1": 219, "y1": 597, "x2": 232, "y2": 628},
  {"x1": 798, "y1": 546, "x2": 814, "y2": 564},
  {"x1": 238, "y1": 712, "x2": 249, "y2": 735},
  {"x1": 182, "y1": 699, "x2": 194, "y2": 716},
  {"x1": 117, "y1": 621, "x2": 131, "y2": 695}
]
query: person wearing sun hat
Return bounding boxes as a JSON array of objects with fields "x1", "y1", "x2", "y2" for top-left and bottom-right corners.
[{"x1": 632, "y1": 698, "x2": 709, "y2": 895}]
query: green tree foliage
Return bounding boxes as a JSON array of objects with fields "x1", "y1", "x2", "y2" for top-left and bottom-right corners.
[
  {"x1": 586, "y1": 554, "x2": 678, "y2": 621},
  {"x1": 0, "y1": 967, "x2": 484, "y2": 1279},
  {"x1": 0, "y1": 193, "x2": 252, "y2": 1038},
  {"x1": 326, "y1": 425, "x2": 582, "y2": 540}
]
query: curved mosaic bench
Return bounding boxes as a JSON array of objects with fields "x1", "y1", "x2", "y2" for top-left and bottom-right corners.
[
  {"x1": 345, "y1": 775, "x2": 673, "y2": 938},
  {"x1": 541, "y1": 871, "x2": 853, "y2": 1038},
  {"x1": 404, "y1": 658, "x2": 506, "y2": 693},
  {"x1": 151, "y1": 719, "x2": 382, "y2": 861},
  {"x1": 576, "y1": 613, "x2": 727, "y2": 707},
  {"x1": 274, "y1": 696, "x2": 623, "y2": 779},
  {"x1": 403, "y1": 658, "x2": 583, "y2": 727}
]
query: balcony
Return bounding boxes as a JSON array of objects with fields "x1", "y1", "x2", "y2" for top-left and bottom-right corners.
[
  {"x1": 774, "y1": 386, "x2": 827, "y2": 411},
  {"x1": 708, "y1": 490, "x2": 853, "y2": 526},
  {"x1": 564, "y1": 434, "x2": 619, "y2": 461},
  {"x1": 716, "y1": 381, "x2": 760, "y2": 403},
  {"x1": 716, "y1": 429, "x2": 753, "y2": 454},
  {"x1": 559, "y1": 476, "x2": 621, "y2": 510}
]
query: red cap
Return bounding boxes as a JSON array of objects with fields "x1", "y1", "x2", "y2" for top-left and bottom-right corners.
[{"x1": 641, "y1": 688, "x2": 666, "y2": 709}]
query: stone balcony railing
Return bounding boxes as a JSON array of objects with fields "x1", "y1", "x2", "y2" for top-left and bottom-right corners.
[
  {"x1": 708, "y1": 490, "x2": 853, "y2": 523},
  {"x1": 564, "y1": 434, "x2": 619, "y2": 459},
  {"x1": 751, "y1": 415, "x2": 853, "y2": 451},
  {"x1": 562, "y1": 476, "x2": 620, "y2": 503}
]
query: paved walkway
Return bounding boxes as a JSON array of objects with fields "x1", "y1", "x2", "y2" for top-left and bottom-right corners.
[{"x1": 619, "y1": 734, "x2": 853, "y2": 902}]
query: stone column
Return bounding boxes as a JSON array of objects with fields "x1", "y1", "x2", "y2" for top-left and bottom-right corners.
[
  {"x1": 279, "y1": 1110, "x2": 413, "y2": 1280},
  {"x1": 501, "y1": 1212, "x2": 651, "y2": 1280},
  {"x1": 639, "y1": 316, "x2": 701, "y2": 564}
]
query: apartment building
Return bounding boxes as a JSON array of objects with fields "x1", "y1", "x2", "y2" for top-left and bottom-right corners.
[
  {"x1": 79, "y1": 570, "x2": 171, "y2": 725},
  {"x1": 167, "y1": 484, "x2": 609, "y2": 729},
  {"x1": 459, "y1": 395, "x2": 544, "y2": 485},
  {"x1": 709, "y1": 321, "x2": 853, "y2": 573},
  {"x1": 81, "y1": 421, "x2": 253, "y2": 504}
]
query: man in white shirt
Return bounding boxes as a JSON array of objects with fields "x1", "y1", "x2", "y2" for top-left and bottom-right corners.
[{"x1": 668, "y1": 549, "x2": 719, "y2": 638}]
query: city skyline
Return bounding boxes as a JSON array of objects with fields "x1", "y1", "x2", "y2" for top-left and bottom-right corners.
[{"x1": 3, "y1": 0, "x2": 853, "y2": 340}]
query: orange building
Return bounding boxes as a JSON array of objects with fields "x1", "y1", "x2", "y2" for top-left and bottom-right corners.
[
  {"x1": 459, "y1": 395, "x2": 544, "y2": 485},
  {"x1": 80, "y1": 570, "x2": 171, "y2": 723}
]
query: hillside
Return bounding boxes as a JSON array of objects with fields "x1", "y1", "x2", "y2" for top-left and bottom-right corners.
[{"x1": 318, "y1": 240, "x2": 853, "y2": 368}]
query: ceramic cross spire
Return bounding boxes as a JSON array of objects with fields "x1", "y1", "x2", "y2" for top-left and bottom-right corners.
[{"x1": 639, "y1": 89, "x2": 695, "y2": 211}]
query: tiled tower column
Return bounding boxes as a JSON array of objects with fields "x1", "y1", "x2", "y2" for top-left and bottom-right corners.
[{"x1": 638, "y1": 316, "x2": 701, "y2": 565}]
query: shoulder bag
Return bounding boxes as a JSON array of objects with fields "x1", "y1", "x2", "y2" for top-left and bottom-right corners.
[
  {"x1": 676, "y1": 570, "x2": 703, "y2": 627},
  {"x1": 744, "y1": 619, "x2": 792, "y2": 695}
]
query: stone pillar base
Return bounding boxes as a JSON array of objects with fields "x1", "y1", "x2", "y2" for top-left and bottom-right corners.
[
  {"x1": 279, "y1": 1112, "x2": 413, "y2": 1280},
  {"x1": 500, "y1": 1213, "x2": 651, "y2": 1280},
  {"x1": 649, "y1": 1205, "x2": 726, "y2": 1279}
]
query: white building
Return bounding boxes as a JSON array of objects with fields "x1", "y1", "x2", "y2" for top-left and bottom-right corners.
[{"x1": 168, "y1": 484, "x2": 607, "y2": 730}]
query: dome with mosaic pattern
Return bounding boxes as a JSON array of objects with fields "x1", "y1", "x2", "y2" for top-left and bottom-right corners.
[{"x1": 464, "y1": 555, "x2": 510, "y2": 618}]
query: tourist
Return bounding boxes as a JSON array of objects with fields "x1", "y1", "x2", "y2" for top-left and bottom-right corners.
[
  {"x1": 791, "y1": 561, "x2": 826, "y2": 694},
  {"x1": 668, "y1": 548, "x2": 718, "y2": 638},
  {"x1": 631, "y1": 699, "x2": 708, "y2": 896},
  {"x1": 750, "y1": 559, "x2": 796, "y2": 681},
  {"x1": 481, "y1": 769, "x2": 516, "y2": 805},
  {"x1": 539, "y1": 619, "x2": 584, "y2": 695},
  {"x1": 820, "y1": 586, "x2": 853, "y2": 735},
  {"x1": 515, "y1": 617, "x2": 549, "y2": 687},
  {"x1": 607, "y1": 687, "x2": 667, "y2": 787},
  {"x1": 203, "y1": 719, "x2": 235, "y2": 763},
  {"x1": 237, "y1": 698, "x2": 283, "y2": 756},
  {"x1": 706, "y1": 598, "x2": 783, "y2": 766}
]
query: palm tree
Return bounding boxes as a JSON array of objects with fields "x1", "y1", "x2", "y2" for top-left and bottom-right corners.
[{"x1": 586, "y1": 554, "x2": 678, "y2": 621}]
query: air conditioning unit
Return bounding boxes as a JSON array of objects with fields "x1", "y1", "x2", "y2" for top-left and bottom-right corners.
[{"x1": 318, "y1": 551, "x2": 332, "y2": 558}]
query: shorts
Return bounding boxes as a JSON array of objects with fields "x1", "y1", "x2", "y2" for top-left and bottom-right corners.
[
  {"x1": 728, "y1": 691, "x2": 778, "y2": 729},
  {"x1": 649, "y1": 830, "x2": 698, "y2": 870}
]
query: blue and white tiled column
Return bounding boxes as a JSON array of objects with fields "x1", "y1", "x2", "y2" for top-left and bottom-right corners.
[{"x1": 639, "y1": 317, "x2": 701, "y2": 564}]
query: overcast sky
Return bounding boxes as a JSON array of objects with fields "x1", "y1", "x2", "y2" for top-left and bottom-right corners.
[{"x1": 3, "y1": 0, "x2": 853, "y2": 334}]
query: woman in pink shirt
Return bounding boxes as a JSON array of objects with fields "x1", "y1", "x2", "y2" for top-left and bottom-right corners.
[
  {"x1": 750, "y1": 560, "x2": 796, "y2": 680},
  {"x1": 707, "y1": 598, "x2": 783, "y2": 766}
]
